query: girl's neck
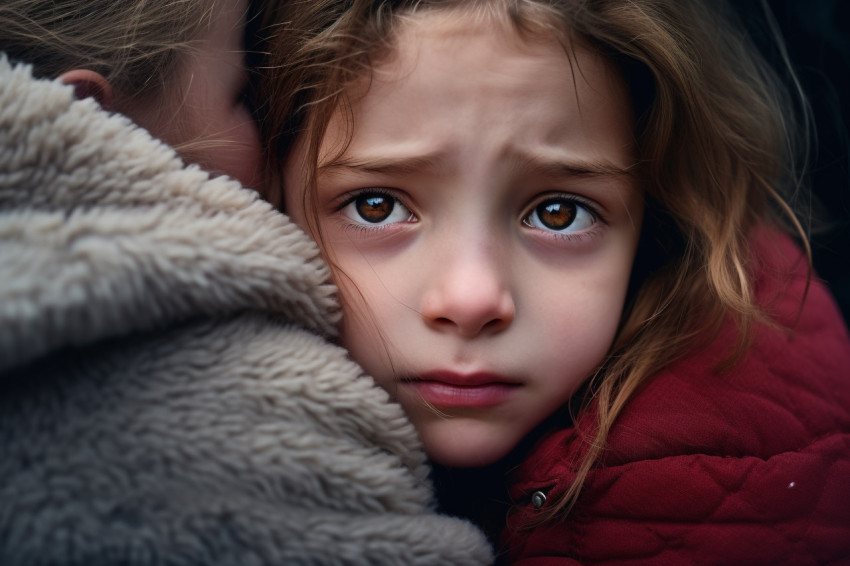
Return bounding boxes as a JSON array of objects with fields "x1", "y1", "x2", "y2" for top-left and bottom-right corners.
[{"x1": 430, "y1": 403, "x2": 575, "y2": 544}]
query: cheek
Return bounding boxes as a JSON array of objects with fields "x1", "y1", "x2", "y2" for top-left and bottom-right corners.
[
  {"x1": 528, "y1": 253, "x2": 635, "y2": 374},
  {"x1": 539, "y1": 273, "x2": 628, "y2": 331},
  {"x1": 535, "y1": 286, "x2": 619, "y2": 359},
  {"x1": 338, "y1": 271, "x2": 391, "y2": 367},
  {"x1": 333, "y1": 254, "x2": 418, "y2": 390},
  {"x1": 339, "y1": 296, "x2": 399, "y2": 395},
  {"x1": 206, "y1": 109, "x2": 263, "y2": 189}
]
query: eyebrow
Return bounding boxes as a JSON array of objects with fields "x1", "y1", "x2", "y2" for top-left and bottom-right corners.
[
  {"x1": 318, "y1": 153, "x2": 446, "y2": 177},
  {"x1": 504, "y1": 152, "x2": 637, "y2": 181},
  {"x1": 318, "y1": 150, "x2": 636, "y2": 181}
]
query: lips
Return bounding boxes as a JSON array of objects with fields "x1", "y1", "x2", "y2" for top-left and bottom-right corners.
[{"x1": 401, "y1": 371, "x2": 521, "y2": 408}]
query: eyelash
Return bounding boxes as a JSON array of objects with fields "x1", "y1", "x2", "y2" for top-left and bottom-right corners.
[
  {"x1": 334, "y1": 189, "x2": 605, "y2": 242},
  {"x1": 335, "y1": 188, "x2": 417, "y2": 232},
  {"x1": 521, "y1": 194, "x2": 604, "y2": 238}
]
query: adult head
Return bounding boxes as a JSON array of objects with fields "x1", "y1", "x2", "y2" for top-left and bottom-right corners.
[{"x1": 1, "y1": 0, "x2": 263, "y2": 190}]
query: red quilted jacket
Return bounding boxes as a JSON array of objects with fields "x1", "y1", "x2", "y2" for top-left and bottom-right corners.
[{"x1": 500, "y1": 232, "x2": 850, "y2": 565}]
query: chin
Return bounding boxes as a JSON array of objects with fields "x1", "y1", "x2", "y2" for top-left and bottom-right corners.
[{"x1": 421, "y1": 431, "x2": 515, "y2": 468}]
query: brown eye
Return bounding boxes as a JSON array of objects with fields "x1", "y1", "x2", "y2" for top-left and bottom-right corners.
[
  {"x1": 342, "y1": 191, "x2": 414, "y2": 225},
  {"x1": 524, "y1": 196, "x2": 595, "y2": 233},
  {"x1": 536, "y1": 200, "x2": 576, "y2": 230},
  {"x1": 356, "y1": 195, "x2": 394, "y2": 222}
]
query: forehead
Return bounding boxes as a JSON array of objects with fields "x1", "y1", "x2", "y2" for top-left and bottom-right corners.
[
  {"x1": 390, "y1": 3, "x2": 569, "y2": 52},
  {"x1": 366, "y1": 7, "x2": 569, "y2": 93},
  {"x1": 317, "y1": 8, "x2": 633, "y2": 172}
]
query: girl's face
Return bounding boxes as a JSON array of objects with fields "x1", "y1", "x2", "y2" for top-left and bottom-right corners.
[
  {"x1": 285, "y1": 12, "x2": 643, "y2": 467},
  {"x1": 126, "y1": 0, "x2": 262, "y2": 191}
]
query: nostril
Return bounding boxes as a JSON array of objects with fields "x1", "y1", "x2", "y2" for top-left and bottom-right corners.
[
  {"x1": 483, "y1": 317, "x2": 508, "y2": 331},
  {"x1": 428, "y1": 314, "x2": 511, "y2": 337}
]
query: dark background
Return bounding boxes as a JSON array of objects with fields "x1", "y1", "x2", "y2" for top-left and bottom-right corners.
[{"x1": 738, "y1": 0, "x2": 850, "y2": 322}]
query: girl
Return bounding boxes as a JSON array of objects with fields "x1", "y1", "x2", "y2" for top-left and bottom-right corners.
[
  {"x1": 270, "y1": 0, "x2": 850, "y2": 562},
  {"x1": 0, "y1": 1, "x2": 493, "y2": 563}
]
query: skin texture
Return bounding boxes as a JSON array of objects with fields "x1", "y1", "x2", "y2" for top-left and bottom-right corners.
[
  {"x1": 122, "y1": 0, "x2": 262, "y2": 190},
  {"x1": 285, "y1": 11, "x2": 644, "y2": 467}
]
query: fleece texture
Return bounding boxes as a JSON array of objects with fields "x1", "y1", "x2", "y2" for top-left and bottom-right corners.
[
  {"x1": 500, "y1": 232, "x2": 850, "y2": 565},
  {"x1": 0, "y1": 57, "x2": 493, "y2": 566}
]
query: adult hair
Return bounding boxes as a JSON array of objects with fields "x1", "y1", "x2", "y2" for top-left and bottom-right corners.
[
  {"x1": 264, "y1": 0, "x2": 810, "y2": 520},
  {"x1": 0, "y1": 0, "x2": 217, "y2": 102}
]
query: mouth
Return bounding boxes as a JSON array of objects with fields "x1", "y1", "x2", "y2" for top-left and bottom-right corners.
[{"x1": 400, "y1": 371, "x2": 521, "y2": 408}]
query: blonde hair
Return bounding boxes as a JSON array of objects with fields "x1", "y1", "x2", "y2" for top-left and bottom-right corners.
[
  {"x1": 264, "y1": 0, "x2": 811, "y2": 520},
  {"x1": 0, "y1": 0, "x2": 221, "y2": 102}
]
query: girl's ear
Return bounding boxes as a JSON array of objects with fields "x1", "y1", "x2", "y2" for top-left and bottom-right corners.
[{"x1": 58, "y1": 69, "x2": 114, "y2": 108}]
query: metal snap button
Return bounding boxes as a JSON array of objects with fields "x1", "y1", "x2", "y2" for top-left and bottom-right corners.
[{"x1": 531, "y1": 490, "x2": 547, "y2": 509}]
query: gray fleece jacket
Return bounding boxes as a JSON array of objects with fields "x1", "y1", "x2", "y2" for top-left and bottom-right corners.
[{"x1": 0, "y1": 56, "x2": 493, "y2": 565}]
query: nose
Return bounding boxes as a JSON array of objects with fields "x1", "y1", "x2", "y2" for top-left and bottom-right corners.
[{"x1": 420, "y1": 246, "x2": 515, "y2": 338}]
